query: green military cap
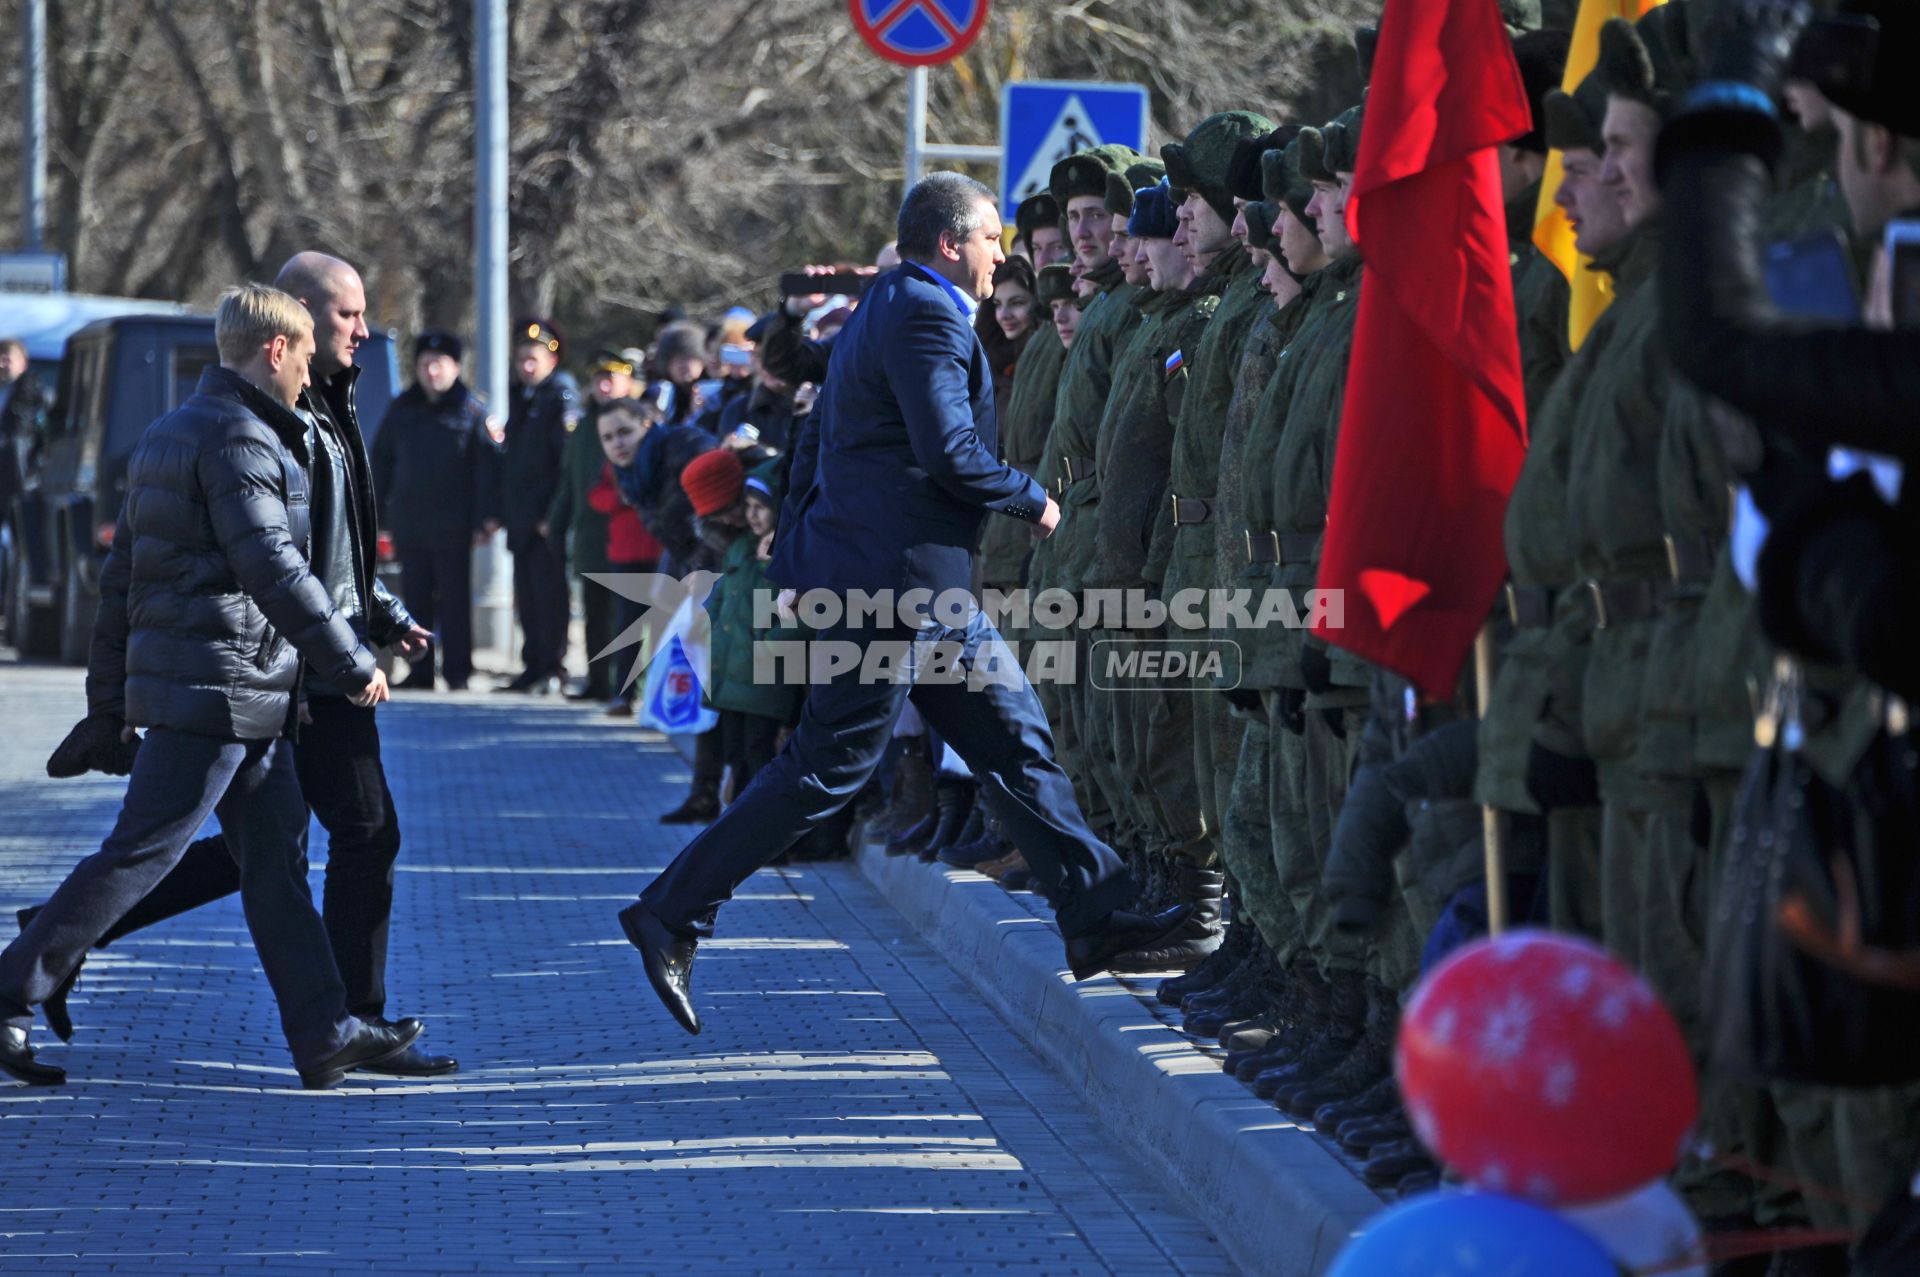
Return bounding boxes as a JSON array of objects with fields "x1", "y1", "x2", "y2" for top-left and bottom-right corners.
[
  {"x1": 1261, "y1": 138, "x2": 1316, "y2": 227},
  {"x1": 1243, "y1": 200, "x2": 1280, "y2": 254},
  {"x1": 1104, "y1": 158, "x2": 1167, "y2": 215},
  {"x1": 1511, "y1": 29, "x2": 1573, "y2": 155},
  {"x1": 1595, "y1": 0, "x2": 1696, "y2": 119},
  {"x1": 1036, "y1": 262, "x2": 1076, "y2": 308},
  {"x1": 1543, "y1": 67, "x2": 1610, "y2": 152},
  {"x1": 1162, "y1": 110, "x2": 1277, "y2": 224},
  {"x1": 1015, "y1": 192, "x2": 1061, "y2": 242},
  {"x1": 1050, "y1": 144, "x2": 1144, "y2": 208}
]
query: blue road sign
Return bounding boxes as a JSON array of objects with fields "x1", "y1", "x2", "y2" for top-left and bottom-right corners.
[
  {"x1": 849, "y1": 0, "x2": 990, "y2": 67},
  {"x1": 999, "y1": 80, "x2": 1151, "y2": 217}
]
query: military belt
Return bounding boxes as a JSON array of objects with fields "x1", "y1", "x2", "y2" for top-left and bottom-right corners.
[
  {"x1": 1663, "y1": 532, "x2": 1715, "y2": 586},
  {"x1": 1170, "y1": 495, "x2": 1213, "y2": 527},
  {"x1": 1243, "y1": 529, "x2": 1321, "y2": 566},
  {"x1": 1057, "y1": 454, "x2": 1097, "y2": 487},
  {"x1": 1503, "y1": 584, "x2": 1555, "y2": 629},
  {"x1": 1579, "y1": 578, "x2": 1662, "y2": 630}
]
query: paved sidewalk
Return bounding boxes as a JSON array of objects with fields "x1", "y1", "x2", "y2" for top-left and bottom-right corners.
[{"x1": 0, "y1": 663, "x2": 1233, "y2": 1276}]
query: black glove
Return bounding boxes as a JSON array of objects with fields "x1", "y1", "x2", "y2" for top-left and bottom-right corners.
[
  {"x1": 1222, "y1": 687, "x2": 1262, "y2": 712},
  {"x1": 46, "y1": 713, "x2": 142, "y2": 779},
  {"x1": 1276, "y1": 687, "x2": 1307, "y2": 736},
  {"x1": 1702, "y1": 0, "x2": 1812, "y2": 95},
  {"x1": 1299, "y1": 640, "x2": 1334, "y2": 695}
]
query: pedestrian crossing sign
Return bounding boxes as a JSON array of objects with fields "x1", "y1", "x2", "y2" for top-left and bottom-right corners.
[{"x1": 999, "y1": 80, "x2": 1151, "y2": 218}]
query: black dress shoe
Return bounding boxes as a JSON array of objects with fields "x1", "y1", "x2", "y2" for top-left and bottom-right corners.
[
  {"x1": 16, "y1": 906, "x2": 78, "y2": 1043},
  {"x1": 493, "y1": 672, "x2": 540, "y2": 693},
  {"x1": 1061, "y1": 905, "x2": 1195, "y2": 982},
  {"x1": 659, "y1": 792, "x2": 719, "y2": 825},
  {"x1": 355, "y1": 1018, "x2": 458, "y2": 1076},
  {"x1": 298, "y1": 1017, "x2": 424, "y2": 1090},
  {"x1": 0, "y1": 1024, "x2": 63, "y2": 1086},
  {"x1": 619, "y1": 902, "x2": 700, "y2": 1035}
]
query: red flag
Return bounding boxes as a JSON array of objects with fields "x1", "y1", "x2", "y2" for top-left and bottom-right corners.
[{"x1": 1312, "y1": 0, "x2": 1532, "y2": 698}]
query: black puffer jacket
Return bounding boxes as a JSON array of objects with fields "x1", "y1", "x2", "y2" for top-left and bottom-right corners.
[{"x1": 86, "y1": 366, "x2": 376, "y2": 739}]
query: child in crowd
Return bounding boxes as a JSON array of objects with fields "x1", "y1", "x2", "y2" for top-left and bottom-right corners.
[{"x1": 678, "y1": 451, "x2": 801, "y2": 803}]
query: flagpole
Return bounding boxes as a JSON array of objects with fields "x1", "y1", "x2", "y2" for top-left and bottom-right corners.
[{"x1": 1474, "y1": 625, "x2": 1509, "y2": 935}]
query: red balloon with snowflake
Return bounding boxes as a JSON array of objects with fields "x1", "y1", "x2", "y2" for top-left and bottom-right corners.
[{"x1": 1395, "y1": 929, "x2": 1700, "y2": 1206}]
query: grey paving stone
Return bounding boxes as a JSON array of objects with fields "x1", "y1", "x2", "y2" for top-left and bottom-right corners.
[{"x1": 0, "y1": 664, "x2": 1235, "y2": 1276}]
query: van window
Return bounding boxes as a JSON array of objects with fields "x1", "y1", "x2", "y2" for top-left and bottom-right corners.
[{"x1": 170, "y1": 345, "x2": 217, "y2": 411}]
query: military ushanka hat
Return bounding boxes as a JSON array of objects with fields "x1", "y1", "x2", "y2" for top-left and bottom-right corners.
[
  {"x1": 1050, "y1": 144, "x2": 1144, "y2": 209},
  {"x1": 1226, "y1": 125, "x2": 1300, "y2": 204},
  {"x1": 1544, "y1": 67, "x2": 1611, "y2": 153},
  {"x1": 1795, "y1": 0, "x2": 1920, "y2": 139},
  {"x1": 1036, "y1": 262, "x2": 1077, "y2": 308},
  {"x1": 1511, "y1": 28, "x2": 1573, "y2": 154},
  {"x1": 1015, "y1": 192, "x2": 1062, "y2": 243},
  {"x1": 1595, "y1": 0, "x2": 1696, "y2": 120},
  {"x1": 1163, "y1": 110, "x2": 1277, "y2": 224},
  {"x1": 1262, "y1": 135, "x2": 1317, "y2": 228},
  {"x1": 1104, "y1": 158, "x2": 1168, "y2": 216},
  {"x1": 1243, "y1": 200, "x2": 1280, "y2": 254},
  {"x1": 1127, "y1": 181, "x2": 1180, "y2": 240}
]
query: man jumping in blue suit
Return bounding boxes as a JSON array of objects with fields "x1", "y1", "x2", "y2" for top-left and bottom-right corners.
[{"x1": 620, "y1": 172, "x2": 1190, "y2": 1035}]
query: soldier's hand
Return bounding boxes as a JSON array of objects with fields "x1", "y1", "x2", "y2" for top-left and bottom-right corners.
[
  {"x1": 1034, "y1": 495, "x2": 1063, "y2": 539},
  {"x1": 352, "y1": 669, "x2": 391, "y2": 708}
]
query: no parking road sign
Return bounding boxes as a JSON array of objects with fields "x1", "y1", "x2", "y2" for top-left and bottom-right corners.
[
  {"x1": 849, "y1": 0, "x2": 990, "y2": 67},
  {"x1": 1000, "y1": 80, "x2": 1151, "y2": 217}
]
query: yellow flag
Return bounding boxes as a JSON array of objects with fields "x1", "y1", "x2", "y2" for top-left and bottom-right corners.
[{"x1": 1532, "y1": 0, "x2": 1665, "y2": 348}]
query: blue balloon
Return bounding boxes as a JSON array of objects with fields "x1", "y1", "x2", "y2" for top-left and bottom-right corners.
[{"x1": 1329, "y1": 1192, "x2": 1622, "y2": 1277}]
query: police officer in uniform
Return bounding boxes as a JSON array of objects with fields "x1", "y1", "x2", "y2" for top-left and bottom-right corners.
[{"x1": 498, "y1": 320, "x2": 579, "y2": 694}]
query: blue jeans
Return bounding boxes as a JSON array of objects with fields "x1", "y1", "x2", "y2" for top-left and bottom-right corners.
[
  {"x1": 641, "y1": 608, "x2": 1131, "y2": 938},
  {"x1": 0, "y1": 728, "x2": 358, "y2": 1066}
]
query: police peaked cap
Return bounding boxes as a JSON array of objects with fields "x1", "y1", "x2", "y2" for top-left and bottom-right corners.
[
  {"x1": 516, "y1": 318, "x2": 563, "y2": 355},
  {"x1": 414, "y1": 330, "x2": 463, "y2": 361}
]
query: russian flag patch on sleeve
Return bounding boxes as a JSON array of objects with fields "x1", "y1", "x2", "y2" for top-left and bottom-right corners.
[{"x1": 1164, "y1": 349, "x2": 1184, "y2": 377}]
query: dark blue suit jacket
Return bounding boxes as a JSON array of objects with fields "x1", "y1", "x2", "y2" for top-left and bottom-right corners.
[{"x1": 769, "y1": 263, "x2": 1046, "y2": 598}]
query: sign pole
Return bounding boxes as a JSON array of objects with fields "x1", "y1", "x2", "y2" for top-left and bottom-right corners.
[
  {"x1": 905, "y1": 66, "x2": 928, "y2": 194},
  {"x1": 22, "y1": 0, "x2": 46, "y2": 253},
  {"x1": 472, "y1": 0, "x2": 512, "y2": 654}
]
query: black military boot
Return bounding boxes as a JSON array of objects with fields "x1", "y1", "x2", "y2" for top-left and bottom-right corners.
[
  {"x1": 1232, "y1": 957, "x2": 1328, "y2": 1081},
  {"x1": 938, "y1": 808, "x2": 1008, "y2": 869},
  {"x1": 1157, "y1": 885, "x2": 1251, "y2": 1006},
  {"x1": 920, "y1": 783, "x2": 979, "y2": 862},
  {"x1": 1109, "y1": 864, "x2": 1225, "y2": 973},
  {"x1": 1315, "y1": 1074, "x2": 1400, "y2": 1133},
  {"x1": 1225, "y1": 962, "x2": 1313, "y2": 1077},
  {"x1": 873, "y1": 742, "x2": 933, "y2": 844},
  {"x1": 1360, "y1": 1136, "x2": 1438, "y2": 1189},
  {"x1": 1252, "y1": 968, "x2": 1365, "y2": 1101},
  {"x1": 1183, "y1": 942, "x2": 1274, "y2": 1037},
  {"x1": 1278, "y1": 978, "x2": 1399, "y2": 1116},
  {"x1": 912, "y1": 780, "x2": 972, "y2": 862}
]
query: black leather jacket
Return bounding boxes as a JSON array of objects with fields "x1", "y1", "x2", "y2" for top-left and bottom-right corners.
[
  {"x1": 300, "y1": 364, "x2": 415, "y2": 655},
  {"x1": 87, "y1": 366, "x2": 376, "y2": 739},
  {"x1": 1658, "y1": 112, "x2": 1920, "y2": 700}
]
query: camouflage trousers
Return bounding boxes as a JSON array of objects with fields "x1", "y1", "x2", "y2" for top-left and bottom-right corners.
[
  {"x1": 1109, "y1": 626, "x2": 1211, "y2": 866},
  {"x1": 1194, "y1": 678, "x2": 1246, "y2": 848},
  {"x1": 1218, "y1": 707, "x2": 1303, "y2": 960}
]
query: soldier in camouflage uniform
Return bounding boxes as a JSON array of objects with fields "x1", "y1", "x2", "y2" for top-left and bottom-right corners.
[
  {"x1": 1026, "y1": 145, "x2": 1150, "y2": 838},
  {"x1": 1157, "y1": 172, "x2": 1320, "y2": 1018},
  {"x1": 1080, "y1": 182, "x2": 1223, "y2": 941}
]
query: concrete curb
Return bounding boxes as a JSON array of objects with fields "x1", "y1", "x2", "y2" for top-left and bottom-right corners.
[{"x1": 854, "y1": 838, "x2": 1382, "y2": 1276}]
